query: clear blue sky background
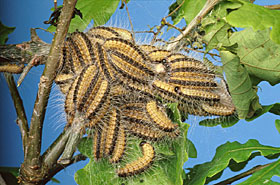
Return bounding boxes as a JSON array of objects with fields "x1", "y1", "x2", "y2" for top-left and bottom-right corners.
[{"x1": 1, "y1": 0, "x2": 280, "y2": 184}]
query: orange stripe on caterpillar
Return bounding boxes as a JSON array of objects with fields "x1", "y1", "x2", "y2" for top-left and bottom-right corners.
[
  {"x1": 146, "y1": 101, "x2": 177, "y2": 132},
  {"x1": 201, "y1": 103, "x2": 235, "y2": 116},
  {"x1": 110, "y1": 125, "x2": 126, "y2": 163},
  {"x1": 139, "y1": 45, "x2": 158, "y2": 53},
  {"x1": 117, "y1": 142, "x2": 155, "y2": 177},
  {"x1": 0, "y1": 64, "x2": 23, "y2": 74}
]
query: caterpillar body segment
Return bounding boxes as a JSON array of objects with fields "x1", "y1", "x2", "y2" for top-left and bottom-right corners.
[
  {"x1": 70, "y1": 32, "x2": 97, "y2": 67},
  {"x1": 146, "y1": 101, "x2": 178, "y2": 132},
  {"x1": 65, "y1": 36, "x2": 86, "y2": 73},
  {"x1": 87, "y1": 26, "x2": 120, "y2": 41},
  {"x1": 117, "y1": 142, "x2": 155, "y2": 177},
  {"x1": 95, "y1": 42, "x2": 115, "y2": 81},
  {"x1": 108, "y1": 50, "x2": 155, "y2": 83},
  {"x1": 109, "y1": 27, "x2": 133, "y2": 42},
  {"x1": 103, "y1": 38, "x2": 154, "y2": 74},
  {"x1": 93, "y1": 124, "x2": 102, "y2": 161},
  {"x1": 104, "y1": 108, "x2": 121, "y2": 156},
  {"x1": 139, "y1": 45, "x2": 158, "y2": 53},
  {"x1": 65, "y1": 75, "x2": 80, "y2": 125},
  {"x1": 201, "y1": 103, "x2": 236, "y2": 116},
  {"x1": 110, "y1": 125, "x2": 126, "y2": 163},
  {"x1": 0, "y1": 64, "x2": 23, "y2": 74}
]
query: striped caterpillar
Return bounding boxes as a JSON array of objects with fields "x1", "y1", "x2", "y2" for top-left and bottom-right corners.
[{"x1": 57, "y1": 26, "x2": 236, "y2": 177}]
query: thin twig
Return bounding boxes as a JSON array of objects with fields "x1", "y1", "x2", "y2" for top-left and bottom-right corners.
[
  {"x1": 263, "y1": 4, "x2": 280, "y2": 10},
  {"x1": 4, "y1": 73, "x2": 29, "y2": 157},
  {"x1": 58, "y1": 115, "x2": 85, "y2": 165},
  {"x1": 20, "y1": 0, "x2": 77, "y2": 184},
  {"x1": 150, "y1": 0, "x2": 185, "y2": 45},
  {"x1": 214, "y1": 162, "x2": 272, "y2": 185},
  {"x1": 42, "y1": 126, "x2": 72, "y2": 167},
  {"x1": 124, "y1": 0, "x2": 135, "y2": 43},
  {"x1": 167, "y1": 0, "x2": 221, "y2": 51}
]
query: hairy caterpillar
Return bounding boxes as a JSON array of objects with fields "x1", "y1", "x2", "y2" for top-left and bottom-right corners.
[{"x1": 117, "y1": 142, "x2": 155, "y2": 177}]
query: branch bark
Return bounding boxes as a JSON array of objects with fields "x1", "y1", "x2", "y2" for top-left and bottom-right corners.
[
  {"x1": 166, "y1": 0, "x2": 221, "y2": 51},
  {"x1": 4, "y1": 73, "x2": 29, "y2": 157},
  {"x1": 19, "y1": 0, "x2": 77, "y2": 184}
]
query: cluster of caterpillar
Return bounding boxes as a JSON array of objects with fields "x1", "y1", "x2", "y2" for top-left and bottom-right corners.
[{"x1": 55, "y1": 26, "x2": 236, "y2": 177}]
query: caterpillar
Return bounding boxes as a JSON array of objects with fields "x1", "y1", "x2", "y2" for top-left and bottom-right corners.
[
  {"x1": 0, "y1": 64, "x2": 24, "y2": 74},
  {"x1": 110, "y1": 125, "x2": 126, "y2": 163},
  {"x1": 146, "y1": 101, "x2": 177, "y2": 132},
  {"x1": 104, "y1": 108, "x2": 121, "y2": 156},
  {"x1": 117, "y1": 142, "x2": 155, "y2": 177},
  {"x1": 201, "y1": 103, "x2": 236, "y2": 116}
]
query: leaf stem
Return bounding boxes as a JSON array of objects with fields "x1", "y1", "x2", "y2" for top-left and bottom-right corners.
[
  {"x1": 214, "y1": 162, "x2": 272, "y2": 185},
  {"x1": 166, "y1": 0, "x2": 221, "y2": 51},
  {"x1": 4, "y1": 73, "x2": 29, "y2": 157}
]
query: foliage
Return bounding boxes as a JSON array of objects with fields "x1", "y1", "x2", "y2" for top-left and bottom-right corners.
[
  {"x1": 47, "y1": 0, "x2": 120, "y2": 32},
  {"x1": 1, "y1": 0, "x2": 280, "y2": 184},
  {"x1": 0, "y1": 21, "x2": 15, "y2": 44}
]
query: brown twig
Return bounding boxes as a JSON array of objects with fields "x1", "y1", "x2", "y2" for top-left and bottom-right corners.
[
  {"x1": 4, "y1": 73, "x2": 29, "y2": 157},
  {"x1": 167, "y1": 0, "x2": 221, "y2": 51},
  {"x1": 214, "y1": 162, "x2": 272, "y2": 185},
  {"x1": 19, "y1": 0, "x2": 77, "y2": 184},
  {"x1": 263, "y1": 4, "x2": 280, "y2": 10},
  {"x1": 124, "y1": 0, "x2": 135, "y2": 43}
]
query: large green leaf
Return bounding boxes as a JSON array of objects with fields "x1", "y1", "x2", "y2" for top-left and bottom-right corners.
[
  {"x1": 75, "y1": 105, "x2": 189, "y2": 185},
  {"x1": 227, "y1": 0, "x2": 280, "y2": 44},
  {"x1": 169, "y1": 0, "x2": 207, "y2": 25},
  {"x1": 48, "y1": 0, "x2": 120, "y2": 32},
  {"x1": 275, "y1": 119, "x2": 280, "y2": 135},
  {"x1": 220, "y1": 50, "x2": 261, "y2": 119},
  {"x1": 184, "y1": 139, "x2": 280, "y2": 185},
  {"x1": 239, "y1": 158, "x2": 280, "y2": 185},
  {"x1": 0, "y1": 21, "x2": 15, "y2": 44},
  {"x1": 229, "y1": 28, "x2": 280, "y2": 86}
]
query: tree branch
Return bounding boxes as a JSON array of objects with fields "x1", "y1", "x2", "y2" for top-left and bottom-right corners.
[
  {"x1": 3, "y1": 73, "x2": 29, "y2": 157},
  {"x1": 43, "y1": 154, "x2": 87, "y2": 184},
  {"x1": 42, "y1": 126, "x2": 71, "y2": 168},
  {"x1": 214, "y1": 162, "x2": 272, "y2": 185},
  {"x1": 19, "y1": 0, "x2": 77, "y2": 184},
  {"x1": 166, "y1": 0, "x2": 221, "y2": 51},
  {"x1": 263, "y1": 4, "x2": 280, "y2": 10}
]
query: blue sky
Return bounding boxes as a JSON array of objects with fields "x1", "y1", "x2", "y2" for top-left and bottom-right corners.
[{"x1": 1, "y1": 0, "x2": 280, "y2": 184}]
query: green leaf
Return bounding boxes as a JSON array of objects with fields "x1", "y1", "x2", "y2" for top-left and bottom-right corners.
[
  {"x1": 48, "y1": 0, "x2": 120, "y2": 32},
  {"x1": 0, "y1": 21, "x2": 15, "y2": 44},
  {"x1": 186, "y1": 139, "x2": 197, "y2": 158},
  {"x1": 75, "y1": 106, "x2": 189, "y2": 185},
  {"x1": 275, "y1": 119, "x2": 280, "y2": 135},
  {"x1": 220, "y1": 51, "x2": 261, "y2": 119},
  {"x1": 239, "y1": 158, "x2": 280, "y2": 185},
  {"x1": 184, "y1": 139, "x2": 280, "y2": 185},
  {"x1": 199, "y1": 115, "x2": 239, "y2": 128},
  {"x1": 169, "y1": 0, "x2": 207, "y2": 25},
  {"x1": 0, "y1": 167, "x2": 19, "y2": 177},
  {"x1": 226, "y1": 0, "x2": 280, "y2": 44},
  {"x1": 246, "y1": 103, "x2": 280, "y2": 122},
  {"x1": 201, "y1": 1, "x2": 241, "y2": 51},
  {"x1": 229, "y1": 28, "x2": 280, "y2": 86}
]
